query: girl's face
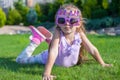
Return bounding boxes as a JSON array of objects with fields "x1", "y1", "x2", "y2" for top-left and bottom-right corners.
[{"x1": 56, "y1": 8, "x2": 81, "y2": 34}]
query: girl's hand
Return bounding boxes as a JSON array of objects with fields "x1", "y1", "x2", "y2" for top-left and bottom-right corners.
[
  {"x1": 42, "y1": 75, "x2": 56, "y2": 80},
  {"x1": 102, "y1": 63, "x2": 113, "y2": 67}
]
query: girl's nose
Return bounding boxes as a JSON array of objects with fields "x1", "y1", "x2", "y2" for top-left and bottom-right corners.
[{"x1": 65, "y1": 20, "x2": 70, "y2": 26}]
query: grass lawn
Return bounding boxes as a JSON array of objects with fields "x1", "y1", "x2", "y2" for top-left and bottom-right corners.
[{"x1": 0, "y1": 34, "x2": 120, "y2": 80}]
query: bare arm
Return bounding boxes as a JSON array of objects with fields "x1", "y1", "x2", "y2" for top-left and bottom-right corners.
[
  {"x1": 43, "y1": 29, "x2": 60, "y2": 79},
  {"x1": 80, "y1": 31, "x2": 112, "y2": 67}
]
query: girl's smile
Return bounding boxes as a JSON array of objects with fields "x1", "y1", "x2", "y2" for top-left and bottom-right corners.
[{"x1": 60, "y1": 25, "x2": 76, "y2": 34}]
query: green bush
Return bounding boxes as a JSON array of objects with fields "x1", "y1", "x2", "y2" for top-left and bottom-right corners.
[
  {"x1": 17, "y1": 6, "x2": 29, "y2": 25},
  {"x1": 37, "y1": 2, "x2": 60, "y2": 22},
  {"x1": 113, "y1": 17, "x2": 120, "y2": 26},
  {"x1": 91, "y1": 8, "x2": 108, "y2": 19},
  {"x1": 26, "y1": 8, "x2": 37, "y2": 25},
  {"x1": 100, "y1": 17, "x2": 113, "y2": 28},
  {"x1": 14, "y1": 0, "x2": 29, "y2": 25},
  {"x1": 34, "y1": 3, "x2": 42, "y2": 22},
  {"x1": 85, "y1": 17, "x2": 114, "y2": 30},
  {"x1": 7, "y1": 9, "x2": 22, "y2": 25},
  {"x1": 0, "y1": 8, "x2": 6, "y2": 27},
  {"x1": 85, "y1": 18, "x2": 101, "y2": 30}
]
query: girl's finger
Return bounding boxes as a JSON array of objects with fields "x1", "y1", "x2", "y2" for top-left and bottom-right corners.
[{"x1": 50, "y1": 75, "x2": 57, "y2": 80}]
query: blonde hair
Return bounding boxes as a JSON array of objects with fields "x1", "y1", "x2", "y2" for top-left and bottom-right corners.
[{"x1": 55, "y1": 3, "x2": 87, "y2": 64}]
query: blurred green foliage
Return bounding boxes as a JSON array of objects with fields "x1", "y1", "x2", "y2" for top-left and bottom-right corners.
[
  {"x1": 14, "y1": 0, "x2": 29, "y2": 25},
  {"x1": 26, "y1": 8, "x2": 37, "y2": 25},
  {"x1": 0, "y1": 8, "x2": 6, "y2": 27},
  {"x1": 6, "y1": 9, "x2": 22, "y2": 25},
  {"x1": 0, "y1": 0, "x2": 120, "y2": 29}
]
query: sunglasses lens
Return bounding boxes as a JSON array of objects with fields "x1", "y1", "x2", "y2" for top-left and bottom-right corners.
[
  {"x1": 58, "y1": 18, "x2": 65, "y2": 24},
  {"x1": 70, "y1": 18, "x2": 78, "y2": 24}
]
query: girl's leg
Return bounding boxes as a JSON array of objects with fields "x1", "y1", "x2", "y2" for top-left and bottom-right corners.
[
  {"x1": 16, "y1": 42, "x2": 40, "y2": 64},
  {"x1": 26, "y1": 50, "x2": 48, "y2": 64},
  {"x1": 16, "y1": 26, "x2": 46, "y2": 64},
  {"x1": 16, "y1": 45, "x2": 48, "y2": 64}
]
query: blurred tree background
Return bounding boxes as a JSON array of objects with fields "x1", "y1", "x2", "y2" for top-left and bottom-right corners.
[{"x1": 0, "y1": 0, "x2": 120, "y2": 30}]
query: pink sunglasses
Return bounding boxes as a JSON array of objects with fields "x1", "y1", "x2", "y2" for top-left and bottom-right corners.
[
  {"x1": 56, "y1": 9, "x2": 81, "y2": 26},
  {"x1": 56, "y1": 17, "x2": 80, "y2": 26}
]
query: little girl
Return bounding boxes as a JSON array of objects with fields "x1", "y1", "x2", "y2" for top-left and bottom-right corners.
[{"x1": 16, "y1": 4, "x2": 112, "y2": 80}]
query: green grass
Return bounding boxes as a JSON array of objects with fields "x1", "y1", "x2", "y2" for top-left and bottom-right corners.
[{"x1": 0, "y1": 34, "x2": 120, "y2": 80}]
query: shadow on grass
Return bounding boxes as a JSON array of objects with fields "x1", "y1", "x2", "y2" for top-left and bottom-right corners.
[{"x1": 0, "y1": 57, "x2": 45, "y2": 75}]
